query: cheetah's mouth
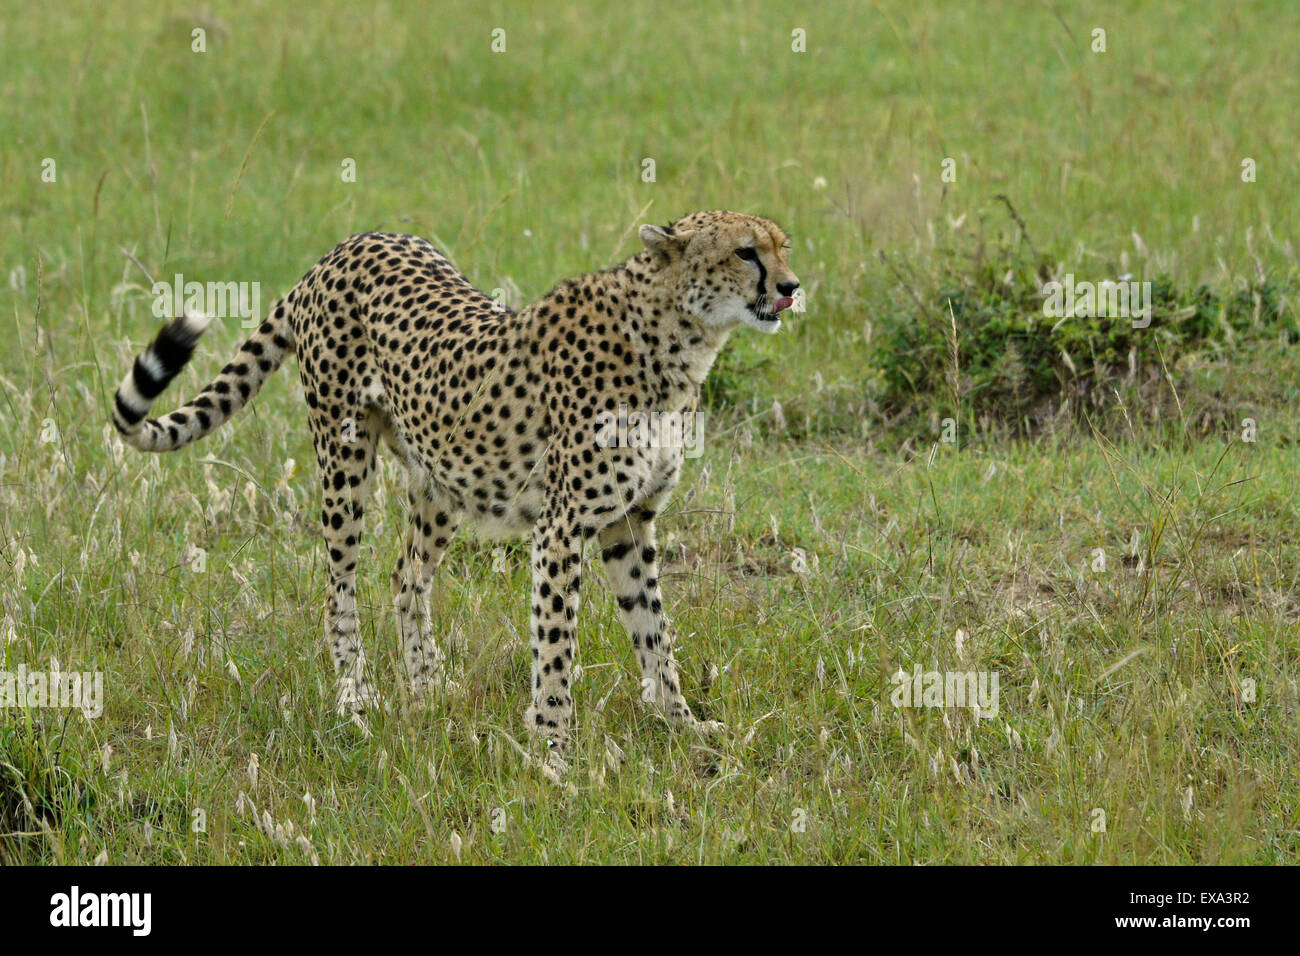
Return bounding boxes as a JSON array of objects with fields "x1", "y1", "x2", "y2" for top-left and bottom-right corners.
[{"x1": 749, "y1": 295, "x2": 795, "y2": 321}]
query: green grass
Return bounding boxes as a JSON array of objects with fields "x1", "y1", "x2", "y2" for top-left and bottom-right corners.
[{"x1": 1, "y1": 0, "x2": 1298, "y2": 864}]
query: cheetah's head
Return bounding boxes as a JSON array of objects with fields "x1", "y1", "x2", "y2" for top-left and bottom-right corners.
[{"x1": 638, "y1": 211, "x2": 800, "y2": 334}]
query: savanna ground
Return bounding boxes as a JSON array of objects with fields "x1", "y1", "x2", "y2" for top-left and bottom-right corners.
[{"x1": 1, "y1": 0, "x2": 1298, "y2": 864}]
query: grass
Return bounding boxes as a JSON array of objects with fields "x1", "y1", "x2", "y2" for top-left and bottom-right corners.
[{"x1": 1, "y1": 0, "x2": 1297, "y2": 864}]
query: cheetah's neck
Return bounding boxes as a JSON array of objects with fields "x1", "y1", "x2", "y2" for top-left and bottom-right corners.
[{"x1": 613, "y1": 256, "x2": 732, "y2": 411}]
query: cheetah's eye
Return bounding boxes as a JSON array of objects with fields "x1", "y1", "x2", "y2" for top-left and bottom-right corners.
[{"x1": 734, "y1": 247, "x2": 758, "y2": 262}]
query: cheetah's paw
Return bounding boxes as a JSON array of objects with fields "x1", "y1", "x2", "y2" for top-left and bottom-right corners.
[{"x1": 686, "y1": 717, "x2": 726, "y2": 738}]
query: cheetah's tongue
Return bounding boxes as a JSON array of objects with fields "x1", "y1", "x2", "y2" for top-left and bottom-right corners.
[{"x1": 772, "y1": 296, "x2": 794, "y2": 313}]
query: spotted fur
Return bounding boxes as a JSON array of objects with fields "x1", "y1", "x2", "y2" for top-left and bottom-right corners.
[{"x1": 113, "y1": 210, "x2": 800, "y2": 758}]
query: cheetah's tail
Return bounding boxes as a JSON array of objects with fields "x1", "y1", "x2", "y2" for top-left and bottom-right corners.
[{"x1": 112, "y1": 302, "x2": 296, "y2": 452}]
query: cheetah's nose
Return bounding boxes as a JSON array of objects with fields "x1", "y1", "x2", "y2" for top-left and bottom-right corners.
[{"x1": 776, "y1": 280, "x2": 799, "y2": 296}]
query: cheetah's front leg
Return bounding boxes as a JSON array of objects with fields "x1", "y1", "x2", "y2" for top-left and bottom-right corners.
[
  {"x1": 598, "y1": 508, "x2": 721, "y2": 736},
  {"x1": 524, "y1": 513, "x2": 582, "y2": 758}
]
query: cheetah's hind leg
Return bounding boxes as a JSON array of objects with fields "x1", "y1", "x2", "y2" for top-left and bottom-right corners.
[
  {"x1": 307, "y1": 405, "x2": 385, "y2": 717},
  {"x1": 392, "y1": 482, "x2": 464, "y2": 704}
]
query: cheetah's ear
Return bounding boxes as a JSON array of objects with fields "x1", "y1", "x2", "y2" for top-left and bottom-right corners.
[{"x1": 639, "y1": 224, "x2": 692, "y2": 264}]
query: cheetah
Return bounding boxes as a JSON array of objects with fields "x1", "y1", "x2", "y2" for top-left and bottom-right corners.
[{"x1": 112, "y1": 211, "x2": 800, "y2": 760}]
